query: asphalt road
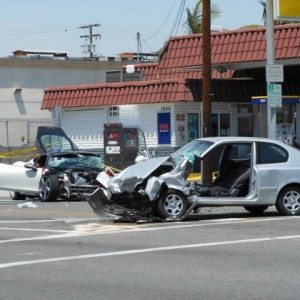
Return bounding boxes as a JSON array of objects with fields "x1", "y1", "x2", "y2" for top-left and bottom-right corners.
[{"x1": 0, "y1": 192, "x2": 299, "y2": 300}]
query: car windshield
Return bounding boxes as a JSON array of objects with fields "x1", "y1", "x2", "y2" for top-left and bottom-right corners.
[
  {"x1": 47, "y1": 153, "x2": 103, "y2": 170},
  {"x1": 170, "y1": 140, "x2": 214, "y2": 167}
]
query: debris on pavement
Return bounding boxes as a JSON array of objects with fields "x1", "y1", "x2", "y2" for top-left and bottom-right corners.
[{"x1": 17, "y1": 201, "x2": 38, "y2": 208}]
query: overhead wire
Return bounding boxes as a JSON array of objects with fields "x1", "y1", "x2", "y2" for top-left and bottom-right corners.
[
  {"x1": 140, "y1": 35, "x2": 155, "y2": 53},
  {"x1": 171, "y1": 0, "x2": 187, "y2": 36},
  {"x1": 144, "y1": 0, "x2": 178, "y2": 42}
]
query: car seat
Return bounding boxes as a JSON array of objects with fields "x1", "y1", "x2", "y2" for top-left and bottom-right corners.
[{"x1": 193, "y1": 159, "x2": 250, "y2": 197}]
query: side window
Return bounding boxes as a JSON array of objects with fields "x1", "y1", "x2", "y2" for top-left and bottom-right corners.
[
  {"x1": 228, "y1": 143, "x2": 252, "y2": 160},
  {"x1": 256, "y1": 142, "x2": 288, "y2": 164}
]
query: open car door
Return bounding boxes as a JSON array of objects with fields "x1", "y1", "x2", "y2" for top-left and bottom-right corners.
[
  {"x1": 35, "y1": 126, "x2": 78, "y2": 154},
  {"x1": 0, "y1": 162, "x2": 42, "y2": 193}
]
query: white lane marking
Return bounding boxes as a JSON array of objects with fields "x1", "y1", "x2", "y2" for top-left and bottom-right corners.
[
  {"x1": 0, "y1": 216, "x2": 299, "y2": 245},
  {"x1": 0, "y1": 220, "x2": 63, "y2": 224},
  {"x1": 0, "y1": 227, "x2": 70, "y2": 233},
  {"x1": 0, "y1": 234, "x2": 299, "y2": 269},
  {"x1": 0, "y1": 218, "x2": 99, "y2": 224}
]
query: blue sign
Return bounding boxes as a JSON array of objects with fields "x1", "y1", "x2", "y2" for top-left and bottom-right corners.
[{"x1": 158, "y1": 112, "x2": 171, "y2": 144}]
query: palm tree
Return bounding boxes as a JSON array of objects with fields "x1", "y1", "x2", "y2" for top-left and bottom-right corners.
[{"x1": 184, "y1": 0, "x2": 221, "y2": 34}]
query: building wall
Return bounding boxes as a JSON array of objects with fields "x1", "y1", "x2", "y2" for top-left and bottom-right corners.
[
  {"x1": 58, "y1": 102, "x2": 241, "y2": 155},
  {"x1": 0, "y1": 58, "x2": 123, "y2": 147}
]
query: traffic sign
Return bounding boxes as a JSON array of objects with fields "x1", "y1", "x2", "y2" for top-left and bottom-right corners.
[
  {"x1": 266, "y1": 64, "x2": 284, "y2": 82},
  {"x1": 268, "y1": 83, "x2": 282, "y2": 108}
]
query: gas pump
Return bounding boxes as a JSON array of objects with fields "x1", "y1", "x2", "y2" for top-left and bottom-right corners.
[{"x1": 103, "y1": 123, "x2": 149, "y2": 171}]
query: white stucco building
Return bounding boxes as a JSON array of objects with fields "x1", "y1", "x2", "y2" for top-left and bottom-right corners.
[{"x1": 0, "y1": 51, "x2": 124, "y2": 150}]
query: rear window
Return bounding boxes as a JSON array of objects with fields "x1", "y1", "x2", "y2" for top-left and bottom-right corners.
[{"x1": 256, "y1": 142, "x2": 288, "y2": 164}]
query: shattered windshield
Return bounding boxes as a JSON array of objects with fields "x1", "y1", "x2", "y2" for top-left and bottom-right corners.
[
  {"x1": 170, "y1": 140, "x2": 214, "y2": 167},
  {"x1": 47, "y1": 153, "x2": 103, "y2": 170}
]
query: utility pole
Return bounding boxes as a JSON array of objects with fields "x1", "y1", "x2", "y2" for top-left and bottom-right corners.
[
  {"x1": 202, "y1": 0, "x2": 212, "y2": 137},
  {"x1": 266, "y1": 0, "x2": 277, "y2": 139},
  {"x1": 79, "y1": 23, "x2": 101, "y2": 58},
  {"x1": 136, "y1": 32, "x2": 141, "y2": 62}
]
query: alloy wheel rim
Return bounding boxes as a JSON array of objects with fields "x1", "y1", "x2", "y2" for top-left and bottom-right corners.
[
  {"x1": 40, "y1": 177, "x2": 50, "y2": 200},
  {"x1": 283, "y1": 191, "x2": 300, "y2": 212},
  {"x1": 164, "y1": 194, "x2": 183, "y2": 216}
]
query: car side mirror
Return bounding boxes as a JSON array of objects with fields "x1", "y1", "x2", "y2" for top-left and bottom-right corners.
[{"x1": 24, "y1": 163, "x2": 38, "y2": 172}]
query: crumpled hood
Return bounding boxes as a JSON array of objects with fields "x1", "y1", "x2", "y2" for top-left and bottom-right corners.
[{"x1": 108, "y1": 156, "x2": 170, "y2": 193}]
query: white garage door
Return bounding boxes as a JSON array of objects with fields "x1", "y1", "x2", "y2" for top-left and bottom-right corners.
[{"x1": 61, "y1": 109, "x2": 107, "y2": 150}]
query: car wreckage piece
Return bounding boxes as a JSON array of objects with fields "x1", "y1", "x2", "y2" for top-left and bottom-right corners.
[
  {"x1": 84, "y1": 156, "x2": 193, "y2": 221},
  {"x1": 0, "y1": 126, "x2": 103, "y2": 202}
]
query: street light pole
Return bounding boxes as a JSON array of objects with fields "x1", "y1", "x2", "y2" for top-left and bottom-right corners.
[{"x1": 266, "y1": 0, "x2": 277, "y2": 139}]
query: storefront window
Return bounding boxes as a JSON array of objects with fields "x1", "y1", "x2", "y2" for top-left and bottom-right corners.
[
  {"x1": 211, "y1": 113, "x2": 231, "y2": 137},
  {"x1": 220, "y1": 113, "x2": 230, "y2": 136},
  {"x1": 187, "y1": 113, "x2": 199, "y2": 141},
  {"x1": 211, "y1": 113, "x2": 219, "y2": 136}
]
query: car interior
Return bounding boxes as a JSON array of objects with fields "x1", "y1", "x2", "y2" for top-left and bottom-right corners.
[{"x1": 192, "y1": 143, "x2": 252, "y2": 197}]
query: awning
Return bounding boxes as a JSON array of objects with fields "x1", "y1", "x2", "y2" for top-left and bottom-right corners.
[{"x1": 251, "y1": 96, "x2": 300, "y2": 104}]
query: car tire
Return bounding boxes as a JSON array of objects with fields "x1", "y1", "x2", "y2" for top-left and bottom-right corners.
[
  {"x1": 39, "y1": 174, "x2": 61, "y2": 202},
  {"x1": 276, "y1": 185, "x2": 300, "y2": 216},
  {"x1": 156, "y1": 189, "x2": 188, "y2": 220},
  {"x1": 9, "y1": 191, "x2": 26, "y2": 200},
  {"x1": 244, "y1": 205, "x2": 269, "y2": 215}
]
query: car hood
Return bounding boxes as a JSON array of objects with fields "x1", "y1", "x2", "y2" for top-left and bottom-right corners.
[
  {"x1": 108, "y1": 156, "x2": 170, "y2": 193},
  {"x1": 35, "y1": 126, "x2": 78, "y2": 154}
]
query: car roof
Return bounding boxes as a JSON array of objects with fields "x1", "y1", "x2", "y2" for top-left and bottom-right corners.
[{"x1": 197, "y1": 136, "x2": 286, "y2": 145}]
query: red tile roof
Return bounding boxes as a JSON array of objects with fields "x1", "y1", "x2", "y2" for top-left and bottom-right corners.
[
  {"x1": 42, "y1": 24, "x2": 300, "y2": 109},
  {"x1": 136, "y1": 24, "x2": 300, "y2": 81},
  {"x1": 42, "y1": 79, "x2": 193, "y2": 109}
]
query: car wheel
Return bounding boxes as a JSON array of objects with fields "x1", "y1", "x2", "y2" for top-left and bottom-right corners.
[
  {"x1": 276, "y1": 185, "x2": 300, "y2": 216},
  {"x1": 156, "y1": 189, "x2": 188, "y2": 220},
  {"x1": 10, "y1": 191, "x2": 26, "y2": 200},
  {"x1": 39, "y1": 174, "x2": 61, "y2": 202},
  {"x1": 244, "y1": 205, "x2": 269, "y2": 215}
]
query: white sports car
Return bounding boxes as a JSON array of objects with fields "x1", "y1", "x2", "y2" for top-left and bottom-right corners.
[
  {"x1": 86, "y1": 137, "x2": 300, "y2": 220},
  {"x1": 0, "y1": 127, "x2": 103, "y2": 201}
]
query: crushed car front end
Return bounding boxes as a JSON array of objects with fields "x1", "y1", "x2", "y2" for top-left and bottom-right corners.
[{"x1": 85, "y1": 139, "x2": 214, "y2": 221}]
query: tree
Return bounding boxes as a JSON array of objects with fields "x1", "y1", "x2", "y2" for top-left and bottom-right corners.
[{"x1": 184, "y1": 0, "x2": 221, "y2": 34}]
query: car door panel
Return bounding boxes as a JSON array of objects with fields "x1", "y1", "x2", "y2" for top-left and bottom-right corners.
[{"x1": 0, "y1": 163, "x2": 42, "y2": 193}]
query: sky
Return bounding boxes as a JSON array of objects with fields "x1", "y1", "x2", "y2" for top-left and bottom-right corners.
[{"x1": 0, "y1": 0, "x2": 264, "y2": 58}]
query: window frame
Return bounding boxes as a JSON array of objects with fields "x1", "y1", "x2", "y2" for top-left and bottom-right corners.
[{"x1": 109, "y1": 106, "x2": 119, "y2": 117}]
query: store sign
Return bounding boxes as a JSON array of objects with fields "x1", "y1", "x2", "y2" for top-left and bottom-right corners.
[
  {"x1": 176, "y1": 114, "x2": 185, "y2": 121},
  {"x1": 274, "y1": 0, "x2": 300, "y2": 21}
]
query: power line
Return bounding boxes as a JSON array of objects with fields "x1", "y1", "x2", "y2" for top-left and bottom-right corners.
[
  {"x1": 79, "y1": 23, "x2": 101, "y2": 58},
  {"x1": 170, "y1": 0, "x2": 187, "y2": 36},
  {"x1": 144, "y1": 0, "x2": 178, "y2": 41},
  {"x1": 140, "y1": 34, "x2": 154, "y2": 53}
]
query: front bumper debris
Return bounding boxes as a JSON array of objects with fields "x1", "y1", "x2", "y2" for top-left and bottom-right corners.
[{"x1": 84, "y1": 188, "x2": 156, "y2": 222}]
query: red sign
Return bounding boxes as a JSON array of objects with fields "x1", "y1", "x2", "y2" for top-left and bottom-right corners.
[
  {"x1": 106, "y1": 131, "x2": 120, "y2": 140},
  {"x1": 159, "y1": 123, "x2": 169, "y2": 132}
]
